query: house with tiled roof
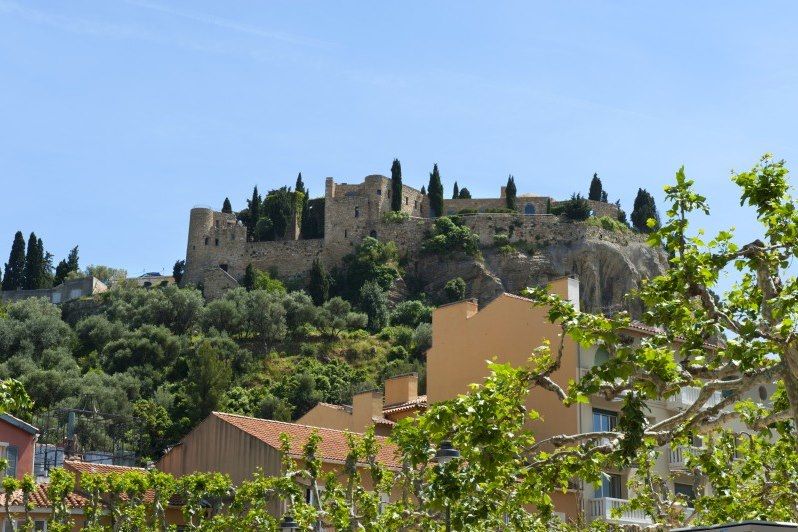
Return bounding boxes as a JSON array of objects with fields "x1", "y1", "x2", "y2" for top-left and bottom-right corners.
[
  {"x1": 297, "y1": 373, "x2": 428, "y2": 436},
  {"x1": 0, "y1": 413, "x2": 38, "y2": 480},
  {"x1": 157, "y1": 411, "x2": 401, "y2": 516}
]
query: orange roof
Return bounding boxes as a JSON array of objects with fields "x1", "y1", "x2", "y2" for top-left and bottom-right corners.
[
  {"x1": 0, "y1": 483, "x2": 90, "y2": 509},
  {"x1": 64, "y1": 460, "x2": 147, "y2": 475},
  {"x1": 213, "y1": 412, "x2": 401, "y2": 469},
  {"x1": 383, "y1": 395, "x2": 427, "y2": 414}
]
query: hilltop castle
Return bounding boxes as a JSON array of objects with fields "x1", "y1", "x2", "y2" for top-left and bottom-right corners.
[{"x1": 183, "y1": 174, "x2": 619, "y2": 297}]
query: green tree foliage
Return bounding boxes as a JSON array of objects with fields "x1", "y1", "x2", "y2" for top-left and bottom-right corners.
[
  {"x1": 252, "y1": 269, "x2": 286, "y2": 294},
  {"x1": 588, "y1": 172, "x2": 603, "y2": 201},
  {"x1": 505, "y1": 175, "x2": 517, "y2": 210},
  {"x1": 420, "y1": 185, "x2": 426, "y2": 195},
  {"x1": 422, "y1": 217, "x2": 480, "y2": 257},
  {"x1": 444, "y1": 277, "x2": 466, "y2": 302},
  {"x1": 221, "y1": 197, "x2": 233, "y2": 214},
  {"x1": 390, "y1": 159, "x2": 403, "y2": 212},
  {"x1": 242, "y1": 263, "x2": 255, "y2": 290},
  {"x1": 85, "y1": 265, "x2": 127, "y2": 285},
  {"x1": 54, "y1": 245, "x2": 79, "y2": 286},
  {"x1": 262, "y1": 186, "x2": 296, "y2": 240},
  {"x1": 22, "y1": 232, "x2": 43, "y2": 290},
  {"x1": 315, "y1": 297, "x2": 368, "y2": 338},
  {"x1": 458, "y1": 187, "x2": 472, "y2": 199},
  {"x1": 341, "y1": 237, "x2": 400, "y2": 297},
  {"x1": 245, "y1": 186, "x2": 261, "y2": 240},
  {"x1": 427, "y1": 164, "x2": 444, "y2": 217},
  {"x1": 552, "y1": 193, "x2": 591, "y2": 221},
  {"x1": 359, "y1": 281, "x2": 389, "y2": 332},
  {"x1": 452, "y1": 181, "x2": 459, "y2": 199},
  {"x1": 186, "y1": 340, "x2": 233, "y2": 422},
  {"x1": 631, "y1": 187, "x2": 660, "y2": 232},
  {"x1": 390, "y1": 300, "x2": 433, "y2": 328},
  {"x1": 308, "y1": 257, "x2": 330, "y2": 305},
  {"x1": 172, "y1": 259, "x2": 185, "y2": 284},
  {"x1": 2, "y1": 232, "x2": 26, "y2": 291}
]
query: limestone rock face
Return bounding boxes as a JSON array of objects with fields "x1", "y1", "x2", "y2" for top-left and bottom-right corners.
[{"x1": 415, "y1": 227, "x2": 668, "y2": 315}]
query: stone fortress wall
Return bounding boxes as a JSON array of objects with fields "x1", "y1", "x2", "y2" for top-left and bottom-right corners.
[{"x1": 183, "y1": 174, "x2": 620, "y2": 294}]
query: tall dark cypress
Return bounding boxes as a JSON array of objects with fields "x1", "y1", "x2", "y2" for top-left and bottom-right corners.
[
  {"x1": 221, "y1": 198, "x2": 233, "y2": 214},
  {"x1": 427, "y1": 164, "x2": 444, "y2": 217},
  {"x1": 295, "y1": 172, "x2": 306, "y2": 195},
  {"x1": 452, "y1": 182, "x2": 459, "y2": 199},
  {"x1": 390, "y1": 159, "x2": 403, "y2": 211},
  {"x1": 505, "y1": 175, "x2": 517, "y2": 210},
  {"x1": 589, "y1": 173, "x2": 603, "y2": 201},
  {"x1": 1, "y1": 232, "x2": 26, "y2": 291},
  {"x1": 40, "y1": 241, "x2": 54, "y2": 288},
  {"x1": 631, "y1": 188, "x2": 660, "y2": 233},
  {"x1": 247, "y1": 186, "x2": 261, "y2": 240},
  {"x1": 420, "y1": 186, "x2": 426, "y2": 195},
  {"x1": 22, "y1": 232, "x2": 41, "y2": 289}
]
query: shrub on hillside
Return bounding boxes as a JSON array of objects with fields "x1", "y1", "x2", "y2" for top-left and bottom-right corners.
[
  {"x1": 390, "y1": 300, "x2": 432, "y2": 328},
  {"x1": 422, "y1": 217, "x2": 480, "y2": 257},
  {"x1": 444, "y1": 277, "x2": 467, "y2": 302}
]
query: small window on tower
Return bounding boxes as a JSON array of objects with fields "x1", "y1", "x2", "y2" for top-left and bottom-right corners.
[
  {"x1": 355, "y1": 207, "x2": 360, "y2": 218},
  {"x1": 204, "y1": 237, "x2": 209, "y2": 246},
  {"x1": 376, "y1": 189, "x2": 382, "y2": 196},
  {"x1": 214, "y1": 238, "x2": 219, "y2": 246},
  {"x1": 405, "y1": 196, "x2": 408, "y2": 205}
]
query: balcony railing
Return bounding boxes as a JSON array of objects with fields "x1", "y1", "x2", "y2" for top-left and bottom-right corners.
[
  {"x1": 588, "y1": 497, "x2": 651, "y2": 525},
  {"x1": 668, "y1": 445, "x2": 699, "y2": 471},
  {"x1": 667, "y1": 386, "x2": 722, "y2": 410}
]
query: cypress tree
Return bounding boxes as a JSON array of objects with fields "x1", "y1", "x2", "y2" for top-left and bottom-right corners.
[
  {"x1": 242, "y1": 264, "x2": 256, "y2": 291},
  {"x1": 54, "y1": 245, "x2": 79, "y2": 286},
  {"x1": 427, "y1": 164, "x2": 444, "y2": 217},
  {"x1": 505, "y1": 175, "x2": 517, "y2": 210},
  {"x1": 308, "y1": 257, "x2": 330, "y2": 305},
  {"x1": 588, "y1": 173, "x2": 603, "y2": 201},
  {"x1": 390, "y1": 159, "x2": 403, "y2": 212},
  {"x1": 601, "y1": 190, "x2": 608, "y2": 203},
  {"x1": 420, "y1": 185, "x2": 426, "y2": 195},
  {"x1": 247, "y1": 186, "x2": 261, "y2": 240},
  {"x1": 1, "y1": 232, "x2": 26, "y2": 291},
  {"x1": 631, "y1": 188, "x2": 660, "y2": 233},
  {"x1": 221, "y1": 198, "x2": 233, "y2": 214},
  {"x1": 40, "y1": 242, "x2": 54, "y2": 288},
  {"x1": 452, "y1": 181, "x2": 459, "y2": 199},
  {"x1": 22, "y1": 232, "x2": 41, "y2": 289},
  {"x1": 295, "y1": 172, "x2": 306, "y2": 196}
]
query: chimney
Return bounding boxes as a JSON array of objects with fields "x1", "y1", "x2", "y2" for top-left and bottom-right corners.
[
  {"x1": 384, "y1": 373, "x2": 418, "y2": 406},
  {"x1": 351, "y1": 390, "x2": 383, "y2": 432},
  {"x1": 548, "y1": 275, "x2": 580, "y2": 312}
]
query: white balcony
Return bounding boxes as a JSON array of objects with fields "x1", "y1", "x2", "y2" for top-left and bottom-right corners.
[
  {"x1": 668, "y1": 445, "x2": 698, "y2": 471},
  {"x1": 667, "y1": 386, "x2": 722, "y2": 410},
  {"x1": 588, "y1": 497, "x2": 651, "y2": 525}
]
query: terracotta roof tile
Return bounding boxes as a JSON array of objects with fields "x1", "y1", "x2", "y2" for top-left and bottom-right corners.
[
  {"x1": 64, "y1": 460, "x2": 147, "y2": 475},
  {"x1": 0, "y1": 483, "x2": 90, "y2": 509},
  {"x1": 213, "y1": 412, "x2": 401, "y2": 469},
  {"x1": 382, "y1": 395, "x2": 428, "y2": 415}
]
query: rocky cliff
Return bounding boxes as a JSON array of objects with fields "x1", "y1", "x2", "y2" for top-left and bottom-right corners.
[{"x1": 412, "y1": 223, "x2": 668, "y2": 316}]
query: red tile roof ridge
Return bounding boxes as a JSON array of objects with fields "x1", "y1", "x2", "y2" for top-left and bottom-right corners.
[
  {"x1": 213, "y1": 411, "x2": 391, "y2": 440},
  {"x1": 64, "y1": 460, "x2": 147, "y2": 474}
]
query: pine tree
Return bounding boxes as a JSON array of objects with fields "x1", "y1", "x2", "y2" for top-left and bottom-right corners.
[
  {"x1": 631, "y1": 188, "x2": 660, "y2": 233},
  {"x1": 221, "y1": 198, "x2": 233, "y2": 214},
  {"x1": 452, "y1": 182, "x2": 459, "y2": 199},
  {"x1": 173, "y1": 259, "x2": 186, "y2": 284},
  {"x1": 505, "y1": 175, "x2": 517, "y2": 210},
  {"x1": 243, "y1": 264, "x2": 256, "y2": 291},
  {"x1": 601, "y1": 190, "x2": 608, "y2": 203},
  {"x1": 22, "y1": 232, "x2": 41, "y2": 290},
  {"x1": 427, "y1": 164, "x2": 444, "y2": 217},
  {"x1": 458, "y1": 188, "x2": 472, "y2": 199},
  {"x1": 308, "y1": 257, "x2": 330, "y2": 305},
  {"x1": 390, "y1": 159, "x2": 403, "y2": 212},
  {"x1": 588, "y1": 173, "x2": 603, "y2": 201},
  {"x1": 2, "y1": 232, "x2": 25, "y2": 291}
]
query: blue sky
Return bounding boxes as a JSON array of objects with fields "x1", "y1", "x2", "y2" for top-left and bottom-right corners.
[{"x1": 1, "y1": 1, "x2": 796, "y2": 276}]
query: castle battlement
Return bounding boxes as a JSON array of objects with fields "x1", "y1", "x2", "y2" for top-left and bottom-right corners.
[{"x1": 183, "y1": 175, "x2": 619, "y2": 293}]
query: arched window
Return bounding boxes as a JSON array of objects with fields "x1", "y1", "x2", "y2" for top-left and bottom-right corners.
[
  {"x1": 594, "y1": 347, "x2": 610, "y2": 366},
  {"x1": 524, "y1": 203, "x2": 536, "y2": 215}
]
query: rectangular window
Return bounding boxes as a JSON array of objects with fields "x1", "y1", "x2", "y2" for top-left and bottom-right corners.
[
  {"x1": 592, "y1": 409, "x2": 618, "y2": 432},
  {"x1": 594, "y1": 473, "x2": 622, "y2": 499},
  {"x1": 674, "y1": 483, "x2": 695, "y2": 504},
  {"x1": 376, "y1": 189, "x2": 381, "y2": 195},
  {"x1": 5, "y1": 446, "x2": 17, "y2": 478}
]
